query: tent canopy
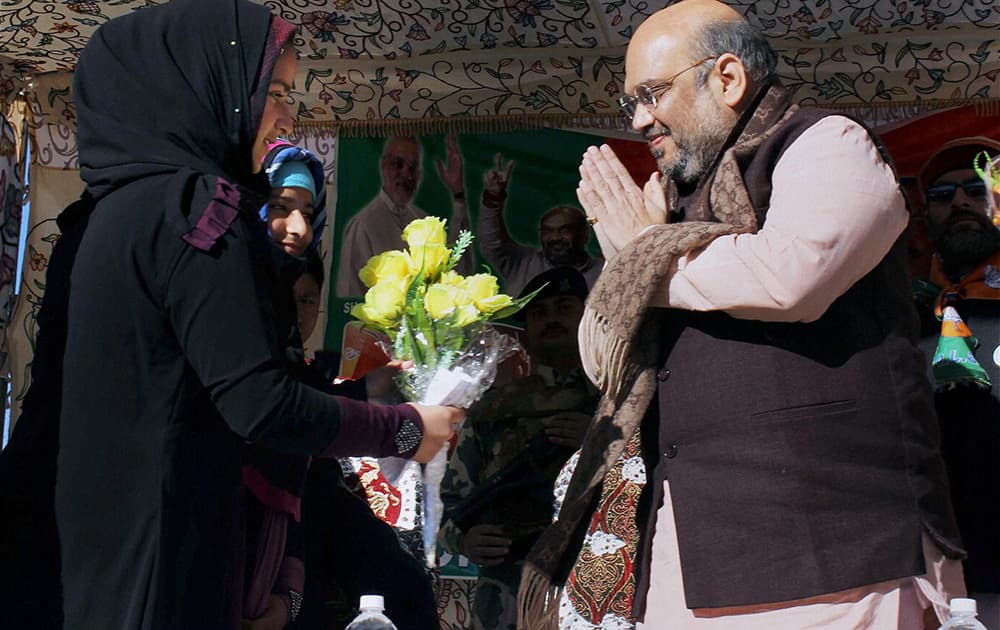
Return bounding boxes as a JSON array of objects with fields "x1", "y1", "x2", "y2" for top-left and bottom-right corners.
[{"x1": 0, "y1": 0, "x2": 997, "y2": 135}]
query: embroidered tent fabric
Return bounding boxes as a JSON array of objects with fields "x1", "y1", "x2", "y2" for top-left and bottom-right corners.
[
  {"x1": 1, "y1": 1, "x2": 997, "y2": 135},
  {"x1": 0, "y1": 113, "x2": 23, "y2": 353}
]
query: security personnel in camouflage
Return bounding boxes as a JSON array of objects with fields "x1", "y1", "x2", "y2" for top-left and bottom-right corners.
[{"x1": 439, "y1": 267, "x2": 599, "y2": 630}]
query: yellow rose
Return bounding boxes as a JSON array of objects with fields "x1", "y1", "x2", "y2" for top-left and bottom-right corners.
[
  {"x1": 439, "y1": 270, "x2": 465, "y2": 286},
  {"x1": 408, "y1": 244, "x2": 451, "y2": 281},
  {"x1": 351, "y1": 282, "x2": 406, "y2": 327},
  {"x1": 402, "y1": 216, "x2": 447, "y2": 247},
  {"x1": 358, "y1": 250, "x2": 411, "y2": 289},
  {"x1": 475, "y1": 293, "x2": 514, "y2": 314},
  {"x1": 455, "y1": 304, "x2": 480, "y2": 326},
  {"x1": 424, "y1": 283, "x2": 460, "y2": 320},
  {"x1": 462, "y1": 274, "x2": 499, "y2": 307}
]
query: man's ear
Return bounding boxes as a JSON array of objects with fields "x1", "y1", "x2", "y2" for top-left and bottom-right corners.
[{"x1": 714, "y1": 52, "x2": 750, "y2": 109}]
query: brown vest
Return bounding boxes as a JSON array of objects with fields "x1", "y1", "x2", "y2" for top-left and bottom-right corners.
[{"x1": 637, "y1": 109, "x2": 964, "y2": 611}]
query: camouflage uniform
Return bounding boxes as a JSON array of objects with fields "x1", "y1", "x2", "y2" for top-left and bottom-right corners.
[{"x1": 439, "y1": 365, "x2": 599, "y2": 630}]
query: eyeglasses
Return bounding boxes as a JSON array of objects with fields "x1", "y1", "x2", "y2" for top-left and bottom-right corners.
[
  {"x1": 617, "y1": 56, "x2": 716, "y2": 120},
  {"x1": 925, "y1": 179, "x2": 987, "y2": 204}
]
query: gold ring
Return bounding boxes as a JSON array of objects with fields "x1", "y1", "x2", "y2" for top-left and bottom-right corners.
[{"x1": 586, "y1": 216, "x2": 599, "y2": 225}]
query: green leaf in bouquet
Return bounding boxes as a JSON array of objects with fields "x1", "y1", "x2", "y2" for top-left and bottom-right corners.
[
  {"x1": 404, "y1": 291, "x2": 432, "y2": 337},
  {"x1": 404, "y1": 274, "x2": 436, "y2": 354},
  {"x1": 485, "y1": 282, "x2": 548, "y2": 321},
  {"x1": 437, "y1": 347, "x2": 461, "y2": 373},
  {"x1": 405, "y1": 268, "x2": 428, "y2": 302},
  {"x1": 434, "y1": 315, "x2": 470, "y2": 354},
  {"x1": 446, "y1": 230, "x2": 474, "y2": 272},
  {"x1": 394, "y1": 315, "x2": 420, "y2": 365}
]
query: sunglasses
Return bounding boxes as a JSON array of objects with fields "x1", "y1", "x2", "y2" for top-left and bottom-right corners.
[
  {"x1": 925, "y1": 179, "x2": 987, "y2": 204},
  {"x1": 617, "y1": 56, "x2": 715, "y2": 120}
]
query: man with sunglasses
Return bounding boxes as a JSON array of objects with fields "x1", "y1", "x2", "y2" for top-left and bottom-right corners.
[
  {"x1": 336, "y1": 134, "x2": 472, "y2": 296},
  {"x1": 523, "y1": 1, "x2": 966, "y2": 628},
  {"x1": 916, "y1": 136, "x2": 1000, "y2": 628},
  {"x1": 921, "y1": 138, "x2": 1000, "y2": 278}
]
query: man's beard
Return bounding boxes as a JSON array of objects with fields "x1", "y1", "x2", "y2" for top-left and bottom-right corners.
[
  {"x1": 935, "y1": 227, "x2": 1000, "y2": 271},
  {"x1": 650, "y1": 92, "x2": 731, "y2": 185}
]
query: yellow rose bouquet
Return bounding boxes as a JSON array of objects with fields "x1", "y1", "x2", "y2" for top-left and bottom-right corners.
[
  {"x1": 351, "y1": 216, "x2": 535, "y2": 406},
  {"x1": 351, "y1": 217, "x2": 539, "y2": 567}
]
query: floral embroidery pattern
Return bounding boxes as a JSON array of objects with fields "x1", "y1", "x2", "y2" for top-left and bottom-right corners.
[
  {"x1": 28, "y1": 248, "x2": 46, "y2": 272},
  {"x1": 0, "y1": 118, "x2": 23, "y2": 341},
  {"x1": 2, "y1": 1, "x2": 998, "y2": 131},
  {"x1": 553, "y1": 432, "x2": 644, "y2": 629},
  {"x1": 6, "y1": 216, "x2": 61, "y2": 428}
]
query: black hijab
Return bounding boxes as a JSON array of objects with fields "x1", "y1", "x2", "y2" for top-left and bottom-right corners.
[
  {"x1": 0, "y1": 3, "x2": 296, "y2": 625},
  {"x1": 74, "y1": 0, "x2": 294, "y2": 201}
]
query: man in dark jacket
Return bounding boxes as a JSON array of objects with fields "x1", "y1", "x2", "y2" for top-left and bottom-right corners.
[{"x1": 522, "y1": 1, "x2": 966, "y2": 628}]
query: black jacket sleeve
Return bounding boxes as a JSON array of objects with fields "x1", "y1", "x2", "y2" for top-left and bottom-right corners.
[{"x1": 164, "y1": 214, "x2": 418, "y2": 457}]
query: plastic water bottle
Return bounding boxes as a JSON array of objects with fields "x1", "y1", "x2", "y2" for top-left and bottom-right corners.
[
  {"x1": 345, "y1": 595, "x2": 398, "y2": 630},
  {"x1": 938, "y1": 598, "x2": 988, "y2": 630}
]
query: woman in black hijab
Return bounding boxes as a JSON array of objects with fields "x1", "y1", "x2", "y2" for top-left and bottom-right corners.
[{"x1": 52, "y1": 2, "x2": 461, "y2": 628}]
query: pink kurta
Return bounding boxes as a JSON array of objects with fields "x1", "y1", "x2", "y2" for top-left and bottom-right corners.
[
  {"x1": 632, "y1": 116, "x2": 966, "y2": 627},
  {"x1": 654, "y1": 116, "x2": 909, "y2": 323}
]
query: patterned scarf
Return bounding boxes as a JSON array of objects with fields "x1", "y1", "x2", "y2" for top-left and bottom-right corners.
[
  {"x1": 559, "y1": 431, "x2": 644, "y2": 629},
  {"x1": 518, "y1": 82, "x2": 796, "y2": 628},
  {"x1": 929, "y1": 250, "x2": 1000, "y2": 390}
]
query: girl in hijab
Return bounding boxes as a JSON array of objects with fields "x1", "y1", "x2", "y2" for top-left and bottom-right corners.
[
  {"x1": 249, "y1": 143, "x2": 438, "y2": 630},
  {"x1": 54, "y1": 2, "x2": 462, "y2": 628},
  {"x1": 239, "y1": 144, "x2": 327, "y2": 629}
]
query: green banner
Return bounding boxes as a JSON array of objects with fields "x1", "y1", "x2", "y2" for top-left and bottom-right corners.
[{"x1": 325, "y1": 128, "x2": 605, "y2": 359}]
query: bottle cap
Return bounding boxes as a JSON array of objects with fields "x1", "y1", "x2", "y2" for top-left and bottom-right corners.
[
  {"x1": 950, "y1": 598, "x2": 977, "y2": 615},
  {"x1": 360, "y1": 594, "x2": 385, "y2": 611}
]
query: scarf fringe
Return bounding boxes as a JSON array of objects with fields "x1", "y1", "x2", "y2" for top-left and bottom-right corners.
[
  {"x1": 518, "y1": 562, "x2": 562, "y2": 630},
  {"x1": 579, "y1": 306, "x2": 634, "y2": 401}
]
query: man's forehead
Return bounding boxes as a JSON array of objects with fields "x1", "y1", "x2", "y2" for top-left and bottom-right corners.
[
  {"x1": 932, "y1": 167, "x2": 978, "y2": 185},
  {"x1": 541, "y1": 209, "x2": 583, "y2": 227},
  {"x1": 529, "y1": 293, "x2": 583, "y2": 309},
  {"x1": 624, "y1": 20, "x2": 691, "y2": 88},
  {"x1": 542, "y1": 214, "x2": 574, "y2": 227},
  {"x1": 385, "y1": 140, "x2": 419, "y2": 160}
]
